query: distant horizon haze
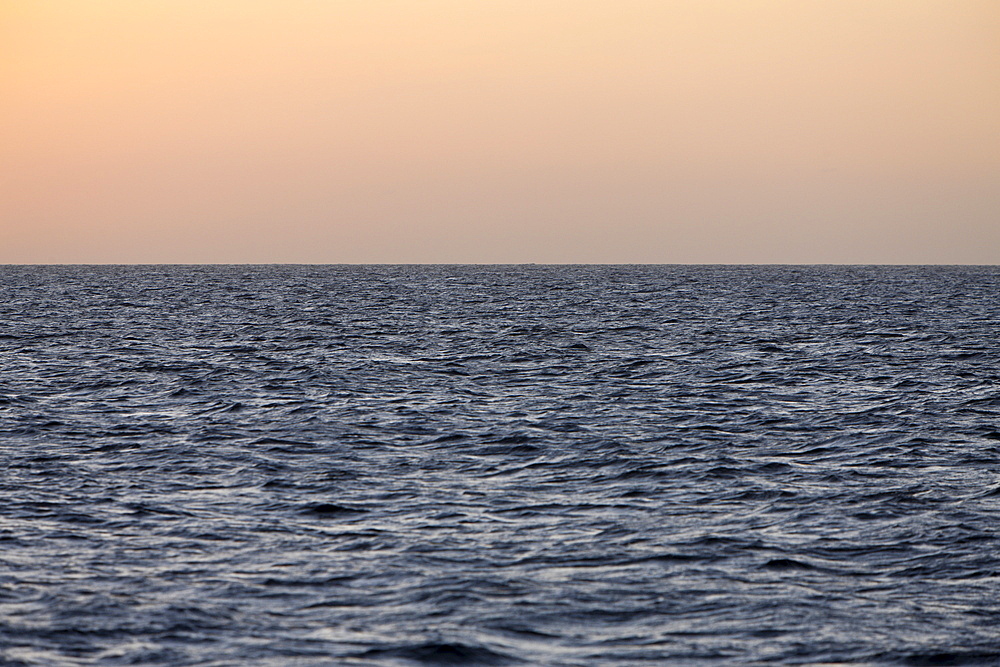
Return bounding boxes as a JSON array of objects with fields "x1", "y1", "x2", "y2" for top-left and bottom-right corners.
[{"x1": 2, "y1": 1, "x2": 998, "y2": 264}]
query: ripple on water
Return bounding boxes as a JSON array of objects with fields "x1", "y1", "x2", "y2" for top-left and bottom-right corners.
[{"x1": 0, "y1": 265, "x2": 999, "y2": 665}]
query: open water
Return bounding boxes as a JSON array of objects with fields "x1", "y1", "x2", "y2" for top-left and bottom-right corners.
[{"x1": 1, "y1": 264, "x2": 999, "y2": 666}]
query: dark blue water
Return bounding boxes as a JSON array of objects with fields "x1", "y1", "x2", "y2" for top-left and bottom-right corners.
[{"x1": 1, "y1": 265, "x2": 999, "y2": 665}]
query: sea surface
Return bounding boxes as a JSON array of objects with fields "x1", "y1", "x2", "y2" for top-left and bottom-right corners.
[{"x1": 1, "y1": 264, "x2": 999, "y2": 666}]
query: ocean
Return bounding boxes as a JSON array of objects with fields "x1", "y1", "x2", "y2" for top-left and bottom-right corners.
[{"x1": 1, "y1": 264, "x2": 998, "y2": 665}]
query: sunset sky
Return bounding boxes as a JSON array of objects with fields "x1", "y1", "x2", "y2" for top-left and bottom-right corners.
[{"x1": 2, "y1": 1, "x2": 998, "y2": 263}]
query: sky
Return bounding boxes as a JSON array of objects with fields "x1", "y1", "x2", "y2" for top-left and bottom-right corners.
[{"x1": 2, "y1": 0, "x2": 998, "y2": 264}]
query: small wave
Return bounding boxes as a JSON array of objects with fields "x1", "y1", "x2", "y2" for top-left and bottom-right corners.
[
  {"x1": 299, "y1": 503, "x2": 368, "y2": 517},
  {"x1": 354, "y1": 641, "x2": 518, "y2": 665}
]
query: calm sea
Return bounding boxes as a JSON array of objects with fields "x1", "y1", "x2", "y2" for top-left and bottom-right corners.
[{"x1": 1, "y1": 265, "x2": 999, "y2": 665}]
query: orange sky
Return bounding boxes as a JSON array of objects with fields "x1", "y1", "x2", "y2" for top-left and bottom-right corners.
[{"x1": 2, "y1": 0, "x2": 998, "y2": 263}]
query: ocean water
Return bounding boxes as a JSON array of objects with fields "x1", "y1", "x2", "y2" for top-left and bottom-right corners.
[{"x1": 1, "y1": 264, "x2": 999, "y2": 666}]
